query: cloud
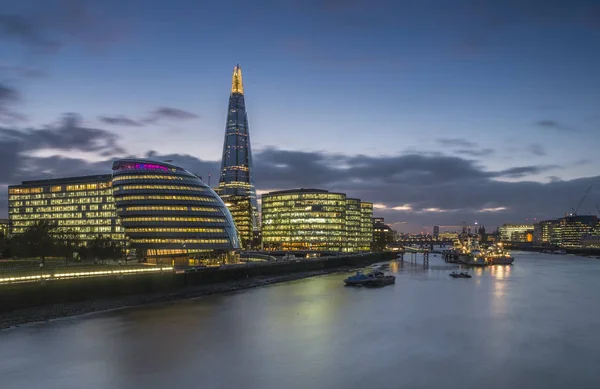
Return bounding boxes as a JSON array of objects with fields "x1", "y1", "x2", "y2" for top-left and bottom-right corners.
[
  {"x1": 0, "y1": 0, "x2": 128, "y2": 52},
  {"x1": 99, "y1": 115, "x2": 142, "y2": 127},
  {"x1": 0, "y1": 113, "x2": 124, "y2": 181},
  {"x1": 0, "y1": 83, "x2": 26, "y2": 123},
  {"x1": 454, "y1": 148, "x2": 494, "y2": 157},
  {"x1": 142, "y1": 107, "x2": 199, "y2": 124},
  {"x1": 528, "y1": 143, "x2": 546, "y2": 156},
  {"x1": 0, "y1": 145, "x2": 597, "y2": 232},
  {"x1": 536, "y1": 119, "x2": 574, "y2": 131},
  {"x1": 437, "y1": 138, "x2": 478, "y2": 148}
]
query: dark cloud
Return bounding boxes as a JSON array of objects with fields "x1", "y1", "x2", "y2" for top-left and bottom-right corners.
[
  {"x1": 99, "y1": 107, "x2": 199, "y2": 126},
  {"x1": 0, "y1": 0, "x2": 128, "y2": 52},
  {"x1": 0, "y1": 146, "x2": 596, "y2": 232},
  {"x1": 99, "y1": 115, "x2": 142, "y2": 127},
  {"x1": 437, "y1": 138, "x2": 478, "y2": 148},
  {"x1": 495, "y1": 165, "x2": 559, "y2": 178},
  {"x1": 0, "y1": 83, "x2": 26, "y2": 123},
  {"x1": 528, "y1": 143, "x2": 546, "y2": 156},
  {"x1": 536, "y1": 119, "x2": 574, "y2": 131},
  {"x1": 142, "y1": 107, "x2": 199, "y2": 124},
  {"x1": 454, "y1": 148, "x2": 494, "y2": 157}
]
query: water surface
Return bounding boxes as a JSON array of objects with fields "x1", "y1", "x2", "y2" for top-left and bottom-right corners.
[{"x1": 1, "y1": 252, "x2": 599, "y2": 389}]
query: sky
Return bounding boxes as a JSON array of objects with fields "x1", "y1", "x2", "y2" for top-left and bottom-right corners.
[{"x1": 1, "y1": 0, "x2": 599, "y2": 232}]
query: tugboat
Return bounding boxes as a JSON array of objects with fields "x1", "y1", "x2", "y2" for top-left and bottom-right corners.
[
  {"x1": 343, "y1": 271, "x2": 395, "y2": 287},
  {"x1": 449, "y1": 271, "x2": 472, "y2": 279}
]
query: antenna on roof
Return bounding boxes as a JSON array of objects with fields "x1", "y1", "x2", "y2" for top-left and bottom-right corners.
[{"x1": 208, "y1": 173, "x2": 211, "y2": 187}]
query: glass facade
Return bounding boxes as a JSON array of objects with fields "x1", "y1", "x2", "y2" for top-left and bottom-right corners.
[
  {"x1": 262, "y1": 189, "x2": 347, "y2": 252},
  {"x1": 345, "y1": 198, "x2": 361, "y2": 252},
  {"x1": 359, "y1": 202, "x2": 373, "y2": 251},
  {"x1": 559, "y1": 215, "x2": 598, "y2": 247},
  {"x1": 112, "y1": 159, "x2": 240, "y2": 260},
  {"x1": 7, "y1": 175, "x2": 124, "y2": 243},
  {"x1": 498, "y1": 224, "x2": 534, "y2": 242},
  {"x1": 216, "y1": 64, "x2": 259, "y2": 249}
]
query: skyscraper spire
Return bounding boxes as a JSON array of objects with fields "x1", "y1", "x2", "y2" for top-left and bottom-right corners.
[
  {"x1": 217, "y1": 64, "x2": 258, "y2": 249},
  {"x1": 231, "y1": 64, "x2": 244, "y2": 95}
]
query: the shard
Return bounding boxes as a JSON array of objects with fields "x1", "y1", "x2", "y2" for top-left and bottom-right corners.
[{"x1": 216, "y1": 64, "x2": 258, "y2": 249}]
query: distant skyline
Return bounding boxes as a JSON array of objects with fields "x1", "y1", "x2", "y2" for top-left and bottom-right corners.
[{"x1": 1, "y1": 0, "x2": 599, "y2": 232}]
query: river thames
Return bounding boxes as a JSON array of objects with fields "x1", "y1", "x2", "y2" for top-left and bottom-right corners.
[{"x1": 1, "y1": 251, "x2": 600, "y2": 389}]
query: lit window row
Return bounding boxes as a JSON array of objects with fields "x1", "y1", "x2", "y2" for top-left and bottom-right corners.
[
  {"x1": 117, "y1": 206, "x2": 221, "y2": 213},
  {"x1": 116, "y1": 195, "x2": 218, "y2": 202},
  {"x1": 115, "y1": 185, "x2": 206, "y2": 192},
  {"x1": 130, "y1": 238, "x2": 229, "y2": 244},
  {"x1": 126, "y1": 227, "x2": 225, "y2": 233},
  {"x1": 112, "y1": 174, "x2": 185, "y2": 181},
  {"x1": 121, "y1": 216, "x2": 225, "y2": 223}
]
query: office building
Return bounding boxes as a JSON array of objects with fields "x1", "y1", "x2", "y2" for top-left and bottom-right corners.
[
  {"x1": 0, "y1": 218, "x2": 8, "y2": 238},
  {"x1": 261, "y1": 189, "x2": 347, "y2": 251},
  {"x1": 433, "y1": 225, "x2": 440, "y2": 238},
  {"x1": 559, "y1": 215, "x2": 598, "y2": 248},
  {"x1": 216, "y1": 64, "x2": 259, "y2": 249},
  {"x1": 373, "y1": 217, "x2": 394, "y2": 251},
  {"x1": 498, "y1": 224, "x2": 534, "y2": 242},
  {"x1": 533, "y1": 219, "x2": 562, "y2": 245},
  {"x1": 112, "y1": 159, "x2": 240, "y2": 263},
  {"x1": 359, "y1": 202, "x2": 373, "y2": 251},
  {"x1": 8, "y1": 175, "x2": 124, "y2": 243},
  {"x1": 261, "y1": 189, "x2": 374, "y2": 252},
  {"x1": 345, "y1": 198, "x2": 362, "y2": 252}
]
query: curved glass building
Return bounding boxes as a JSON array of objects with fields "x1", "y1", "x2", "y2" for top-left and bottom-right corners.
[{"x1": 112, "y1": 159, "x2": 240, "y2": 263}]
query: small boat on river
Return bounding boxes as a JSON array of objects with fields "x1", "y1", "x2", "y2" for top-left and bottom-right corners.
[
  {"x1": 449, "y1": 271, "x2": 472, "y2": 279},
  {"x1": 344, "y1": 271, "x2": 395, "y2": 287}
]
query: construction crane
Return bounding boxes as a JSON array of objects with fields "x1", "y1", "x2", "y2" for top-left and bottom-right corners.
[{"x1": 571, "y1": 184, "x2": 592, "y2": 215}]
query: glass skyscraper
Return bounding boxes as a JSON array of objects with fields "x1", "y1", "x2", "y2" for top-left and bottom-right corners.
[{"x1": 216, "y1": 64, "x2": 258, "y2": 248}]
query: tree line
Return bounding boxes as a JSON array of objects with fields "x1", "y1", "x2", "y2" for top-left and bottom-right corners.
[{"x1": 0, "y1": 221, "x2": 124, "y2": 264}]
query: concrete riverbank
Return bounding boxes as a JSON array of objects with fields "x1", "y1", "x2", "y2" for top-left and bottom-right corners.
[{"x1": 0, "y1": 252, "x2": 394, "y2": 329}]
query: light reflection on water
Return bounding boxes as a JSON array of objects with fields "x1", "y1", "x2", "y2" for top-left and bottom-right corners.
[{"x1": 1, "y1": 252, "x2": 600, "y2": 389}]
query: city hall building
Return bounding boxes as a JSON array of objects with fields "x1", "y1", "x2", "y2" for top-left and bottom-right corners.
[
  {"x1": 261, "y1": 189, "x2": 373, "y2": 252},
  {"x1": 111, "y1": 159, "x2": 240, "y2": 262}
]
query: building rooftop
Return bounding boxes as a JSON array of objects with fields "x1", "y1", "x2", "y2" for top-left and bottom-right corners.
[
  {"x1": 264, "y1": 188, "x2": 339, "y2": 195},
  {"x1": 11, "y1": 174, "x2": 112, "y2": 187}
]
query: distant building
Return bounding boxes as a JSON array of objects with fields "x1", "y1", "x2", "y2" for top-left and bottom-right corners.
[
  {"x1": 559, "y1": 215, "x2": 598, "y2": 248},
  {"x1": 261, "y1": 189, "x2": 373, "y2": 252},
  {"x1": 360, "y1": 202, "x2": 374, "y2": 251},
  {"x1": 112, "y1": 159, "x2": 240, "y2": 264},
  {"x1": 373, "y1": 218, "x2": 394, "y2": 251},
  {"x1": 439, "y1": 232, "x2": 458, "y2": 241},
  {"x1": 345, "y1": 198, "x2": 362, "y2": 252},
  {"x1": 581, "y1": 234, "x2": 600, "y2": 249},
  {"x1": 512, "y1": 230, "x2": 533, "y2": 243},
  {"x1": 216, "y1": 64, "x2": 259, "y2": 249},
  {"x1": 533, "y1": 219, "x2": 562, "y2": 245},
  {"x1": 433, "y1": 225, "x2": 440, "y2": 238},
  {"x1": 8, "y1": 175, "x2": 125, "y2": 243},
  {"x1": 0, "y1": 218, "x2": 8, "y2": 238},
  {"x1": 498, "y1": 224, "x2": 534, "y2": 242}
]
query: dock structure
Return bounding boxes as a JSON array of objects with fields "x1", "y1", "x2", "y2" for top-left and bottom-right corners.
[
  {"x1": 442, "y1": 250, "x2": 459, "y2": 263},
  {"x1": 398, "y1": 247, "x2": 431, "y2": 269}
]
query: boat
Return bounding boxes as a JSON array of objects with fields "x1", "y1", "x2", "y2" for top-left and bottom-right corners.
[
  {"x1": 364, "y1": 275, "x2": 396, "y2": 287},
  {"x1": 449, "y1": 271, "x2": 472, "y2": 279},
  {"x1": 343, "y1": 271, "x2": 394, "y2": 287},
  {"x1": 343, "y1": 271, "x2": 372, "y2": 286},
  {"x1": 485, "y1": 243, "x2": 514, "y2": 265},
  {"x1": 458, "y1": 250, "x2": 488, "y2": 266}
]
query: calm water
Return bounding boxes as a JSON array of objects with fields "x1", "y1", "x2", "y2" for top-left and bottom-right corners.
[{"x1": 1, "y1": 252, "x2": 600, "y2": 389}]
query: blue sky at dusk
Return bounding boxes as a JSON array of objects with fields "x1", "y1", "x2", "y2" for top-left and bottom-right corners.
[{"x1": 1, "y1": 0, "x2": 599, "y2": 232}]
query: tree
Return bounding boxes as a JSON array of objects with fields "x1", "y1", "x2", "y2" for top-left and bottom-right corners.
[
  {"x1": 56, "y1": 229, "x2": 82, "y2": 265},
  {"x1": 13, "y1": 221, "x2": 58, "y2": 263},
  {"x1": 85, "y1": 235, "x2": 123, "y2": 264}
]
